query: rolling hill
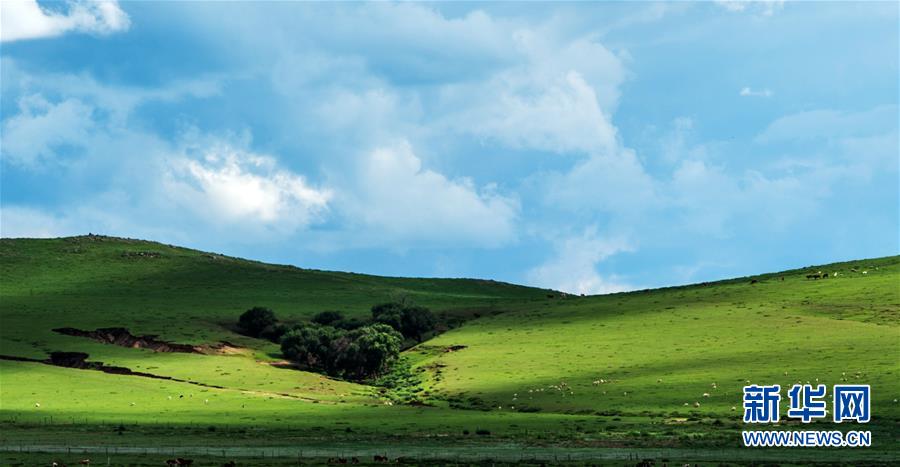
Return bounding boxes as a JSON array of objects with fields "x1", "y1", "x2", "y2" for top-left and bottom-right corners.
[{"x1": 1, "y1": 235, "x2": 898, "y2": 464}]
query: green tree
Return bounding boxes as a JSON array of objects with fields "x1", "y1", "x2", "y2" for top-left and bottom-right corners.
[
  {"x1": 371, "y1": 302, "x2": 403, "y2": 331},
  {"x1": 400, "y1": 306, "x2": 437, "y2": 342},
  {"x1": 280, "y1": 324, "x2": 336, "y2": 368},
  {"x1": 238, "y1": 307, "x2": 277, "y2": 338},
  {"x1": 311, "y1": 310, "x2": 344, "y2": 326},
  {"x1": 346, "y1": 324, "x2": 402, "y2": 378}
]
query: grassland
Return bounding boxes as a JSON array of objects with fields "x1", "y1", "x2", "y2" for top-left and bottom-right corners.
[{"x1": 1, "y1": 235, "x2": 898, "y2": 465}]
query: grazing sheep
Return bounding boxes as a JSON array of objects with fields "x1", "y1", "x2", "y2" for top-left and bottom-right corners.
[
  {"x1": 702, "y1": 393, "x2": 710, "y2": 398},
  {"x1": 731, "y1": 406, "x2": 737, "y2": 411},
  {"x1": 34, "y1": 402, "x2": 40, "y2": 408},
  {"x1": 693, "y1": 402, "x2": 700, "y2": 408}
]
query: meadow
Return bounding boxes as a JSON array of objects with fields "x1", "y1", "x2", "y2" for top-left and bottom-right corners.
[{"x1": 1, "y1": 235, "x2": 898, "y2": 465}]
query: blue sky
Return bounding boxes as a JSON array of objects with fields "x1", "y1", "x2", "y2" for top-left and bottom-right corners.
[{"x1": 1, "y1": 1, "x2": 898, "y2": 293}]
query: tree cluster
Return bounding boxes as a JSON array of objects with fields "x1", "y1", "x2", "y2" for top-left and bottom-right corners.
[
  {"x1": 236, "y1": 302, "x2": 438, "y2": 380},
  {"x1": 281, "y1": 322, "x2": 402, "y2": 379}
]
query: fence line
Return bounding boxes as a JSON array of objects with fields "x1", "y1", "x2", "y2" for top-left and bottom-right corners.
[{"x1": 1, "y1": 444, "x2": 894, "y2": 463}]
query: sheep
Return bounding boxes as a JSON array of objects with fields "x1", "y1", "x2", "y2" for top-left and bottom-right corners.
[
  {"x1": 702, "y1": 393, "x2": 710, "y2": 398},
  {"x1": 731, "y1": 406, "x2": 737, "y2": 411},
  {"x1": 693, "y1": 402, "x2": 700, "y2": 408},
  {"x1": 34, "y1": 402, "x2": 40, "y2": 408}
]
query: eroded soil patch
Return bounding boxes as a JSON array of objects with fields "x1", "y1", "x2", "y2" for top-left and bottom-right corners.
[{"x1": 53, "y1": 327, "x2": 202, "y2": 353}]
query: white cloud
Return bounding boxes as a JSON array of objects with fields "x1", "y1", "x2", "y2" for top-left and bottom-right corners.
[
  {"x1": 756, "y1": 105, "x2": 898, "y2": 143},
  {"x1": 341, "y1": 141, "x2": 518, "y2": 247},
  {"x1": 527, "y1": 227, "x2": 634, "y2": 295},
  {"x1": 715, "y1": 1, "x2": 784, "y2": 17},
  {"x1": 165, "y1": 144, "x2": 331, "y2": 232},
  {"x1": 1, "y1": 0, "x2": 130, "y2": 42},
  {"x1": 544, "y1": 148, "x2": 657, "y2": 215},
  {"x1": 739, "y1": 87, "x2": 772, "y2": 97},
  {"x1": 446, "y1": 34, "x2": 626, "y2": 155},
  {"x1": 0, "y1": 206, "x2": 69, "y2": 238},
  {"x1": 1, "y1": 94, "x2": 95, "y2": 167},
  {"x1": 467, "y1": 70, "x2": 619, "y2": 155}
]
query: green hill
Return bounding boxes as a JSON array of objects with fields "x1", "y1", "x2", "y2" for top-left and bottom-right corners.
[{"x1": 1, "y1": 236, "x2": 898, "y2": 464}]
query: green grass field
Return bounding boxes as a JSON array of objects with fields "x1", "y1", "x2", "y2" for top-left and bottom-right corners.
[{"x1": 1, "y1": 236, "x2": 898, "y2": 465}]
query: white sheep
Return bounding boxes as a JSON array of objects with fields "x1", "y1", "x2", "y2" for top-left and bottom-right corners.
[{"x1": 34, "y1": 402, "x2": 40, "y2": 408}]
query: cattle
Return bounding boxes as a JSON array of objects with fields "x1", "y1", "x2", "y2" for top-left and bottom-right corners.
[
  {"x1": 750, "y1": 279, "x2": 758, "y2": 284},
  {"x1": 78, "y1": 460, "x2": 91, "y2": 466},
  {"x1": 221, "y1": 462, "x2": 237, "y2": 467},
  {"x1": 373, "y1": 455, "x2": 389, "y2": 463}
]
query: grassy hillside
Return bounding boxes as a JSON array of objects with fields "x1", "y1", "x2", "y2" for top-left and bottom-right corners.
[{"x1": 1, "y1": 236, "x2": 898, "y2": 464}]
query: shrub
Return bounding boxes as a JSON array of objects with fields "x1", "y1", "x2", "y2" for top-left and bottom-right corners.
[
  {"x1": 260, "y1": 323, "x2": 289, "y2": 342},
  {"x1": 333, "y1": 317, "x2": 366, "y2": 330},
  {"x1": 400, "y1": 306, "x2": 437, "y2": 342},
  {"x1": 311, "y1": 310, "x2": 344, "y2": 326},
  {"x1": 280, "y1": 324, "x2": 337, "y2": 368},
  {"x1": 238, "y1": 307, "x2": 277, "y2": 338},
  {"x1": 372, "y1": 302, "x2": 438, "y2": 341},
  {"x1": 371, "y1": 302, "x2": 404, "y2": 330}
]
